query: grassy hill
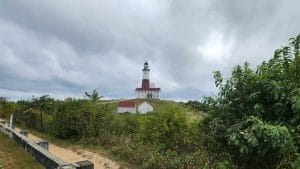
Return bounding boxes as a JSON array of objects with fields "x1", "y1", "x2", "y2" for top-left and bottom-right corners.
[{"x1": 116, "y1": 99, "x2": 207, "y2": 122}]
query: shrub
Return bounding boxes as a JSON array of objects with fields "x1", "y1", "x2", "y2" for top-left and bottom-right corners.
[
  {"x1": 205, "y1": 35, "x2": 300, "y2": 168},
  {"x1": 138, "y1": 109, "x2": 189, "y2": 152},
  {"x1": 227, "y1": 116, "x2": 295, "y2": 168}
]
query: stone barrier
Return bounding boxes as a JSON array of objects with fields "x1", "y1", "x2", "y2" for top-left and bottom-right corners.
[
  {"x1": 11, "y1": 128, "x2": 66, "y2": 169},
  {"x1": 0, "y1": 123, "x2": 94, "y2": 169},
  {"x1": 75, "y1": 161, "x2": 94, "y2": 169},
  {"x1": 0, "y1": 120, "x2": 5, "y2": 125},
  {"x1": 19, "y1": 130, "x2": 29, "y2": 137},
  {"x1": 36, "y1": 141, "x2": 49, "y2": 151}
]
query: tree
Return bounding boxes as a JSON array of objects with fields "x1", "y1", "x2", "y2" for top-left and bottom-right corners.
[
  {"x1": 29, "y1": 95, "x2": 54, "y2": 131},
  {"x1": 84, "y1": 89, "x2": 102, "y2": 102},
  {"x1": 204, "y1": 35, "x2": 300, "y2": 169}
]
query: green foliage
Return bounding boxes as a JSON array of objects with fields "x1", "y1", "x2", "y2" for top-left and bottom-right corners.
[
  {"x1": 138, "y1": 109, "x2": 189, "y2": 152},
  {"x1": 110, "y1": 114, "x2": 141, "y2": 136},
  {"x1": 51, "y1": 99, "x2": 107, "y2": 139},
  {"x1": 205, "y1": 35, "x2": 300, "y2": 169},
  {"x1": 227, "y1": 116, "x2": 294, "y2": 168},
  {"x1": 185, "y1": 100, "x2": 210, "y2": 112},
  {"x1": 111, "y1": 140, "x2": 228, "y2": 169},
  {"x1": 0, "y1": 98, "x2": 22, "y2": 120},
  {"x1": 84, "y1": 89, "x2": 102, "y2": 102}
]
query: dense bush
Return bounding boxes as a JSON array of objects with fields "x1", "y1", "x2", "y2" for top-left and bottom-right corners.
[
  {"x1": 227, "y1": 116, "x2": 295, "y2": 168},
  {"x1": 185, "y1": 100, "x2": 211, "y2": 112},
  {"x1": 204, "y1": 35, "x2": 300, "y2": 168},
  {"x1": 138, "y1": 109, "x2": 189, "y2": 152}
]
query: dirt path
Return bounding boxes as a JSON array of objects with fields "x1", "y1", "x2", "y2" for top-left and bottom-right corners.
[{"x1": 12, "y1": 127, "x2": 122, "y2": 169}]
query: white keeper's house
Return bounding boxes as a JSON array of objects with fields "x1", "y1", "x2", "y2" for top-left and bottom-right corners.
[
  {"x1": 137, "y1": 101, "x2": 153, "y2": 114},
  {"x1": 117, "y1": 100, "x2": 154, "y2": 114},
  {"x1": 135, "y1": 62, "x2": 161, "y2": 99},
  {"x1": 117, "y1": 100, "x2": 136, "y2": 113}
]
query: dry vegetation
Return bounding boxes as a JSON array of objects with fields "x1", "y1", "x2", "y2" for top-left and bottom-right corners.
[{"x1": 0, "y1": 132, "x2": 43, "y2": 169}]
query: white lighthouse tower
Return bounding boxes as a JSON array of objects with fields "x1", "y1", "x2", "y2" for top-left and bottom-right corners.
[
  {"x1": 143, "y1": 62, "x2": 150, "y2": 80},
  {"x1": 135, "y1": 62, "x2": 160, "y2": 99}
]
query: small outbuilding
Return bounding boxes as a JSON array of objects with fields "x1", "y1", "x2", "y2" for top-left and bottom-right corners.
[
  {"x1": 117, "y1": 100, "x2": 136, "y2": 113},
  {"x1": 137, "y1": 101, "x2": 153, "y2": 114}
]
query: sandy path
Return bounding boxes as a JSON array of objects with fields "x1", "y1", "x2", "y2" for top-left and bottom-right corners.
[{"x1": 12, "y1": 127, "x2": 122, "y2": 169}]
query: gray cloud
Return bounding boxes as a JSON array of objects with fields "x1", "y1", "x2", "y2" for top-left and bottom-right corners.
[{"x1": 0, "y1": 0, "x2": 299, "y2": 101}]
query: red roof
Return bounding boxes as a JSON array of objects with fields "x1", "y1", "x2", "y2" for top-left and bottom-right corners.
[
  {"x1": 135, "y1": 88, "x2": 161, "y2": 91},
  {"x1": 118, "y1": 100, "x2": 136, "y2": 107}
]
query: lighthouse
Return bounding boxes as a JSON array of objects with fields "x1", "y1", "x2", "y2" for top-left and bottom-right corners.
[
  {"x1": 142, "y1": 62, "x2": 150, "y2": 88},
  {"x1": 135, "y1": 62, "x2": 161, "y2": 99}
]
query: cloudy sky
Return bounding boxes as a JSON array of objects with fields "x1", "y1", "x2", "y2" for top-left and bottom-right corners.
[{"x1": 0, "y1": 0, "x2": 299, "y2": 101}]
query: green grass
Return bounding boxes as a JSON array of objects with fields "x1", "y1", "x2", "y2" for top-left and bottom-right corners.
[
  {"x1": 135, "y1": 99, "x2": 207, "y2": 122},
  {"x1": 0, "y1": 132, "x2": 44, "y2": 169}
]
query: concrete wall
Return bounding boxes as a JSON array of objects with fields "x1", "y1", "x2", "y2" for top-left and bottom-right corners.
[
  {"x1": 117, "y1": 107, "x2": 136, "y2": 113},
  {"x1": 0, "y1": 123, "x2": 66, "y2": 168},
  {"x1": 0, "y1": 123, "x2": 93, "y2": 169}
]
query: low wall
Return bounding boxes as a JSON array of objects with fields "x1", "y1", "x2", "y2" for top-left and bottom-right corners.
[{"x1": 0, "y1": 123, "x2": 93, "y2": 169}]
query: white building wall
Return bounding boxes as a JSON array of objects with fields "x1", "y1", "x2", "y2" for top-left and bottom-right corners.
[
  {"x1": 143, "y1": 70, "x2": 149, "y2": 79},
  {"x1": 117, "y1": 107, "x2": 136, "y2": 113},
  {"x1": 138, "y1": 102, "x2": 153, "y2": 114},
  {"x1": 136, "y1": 90, "x2": 160, "y2": 99}
]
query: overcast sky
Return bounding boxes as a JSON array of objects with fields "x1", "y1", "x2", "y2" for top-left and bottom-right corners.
[{"x1": 0, "y1": 0, "x2": 299, "y2": 101}]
